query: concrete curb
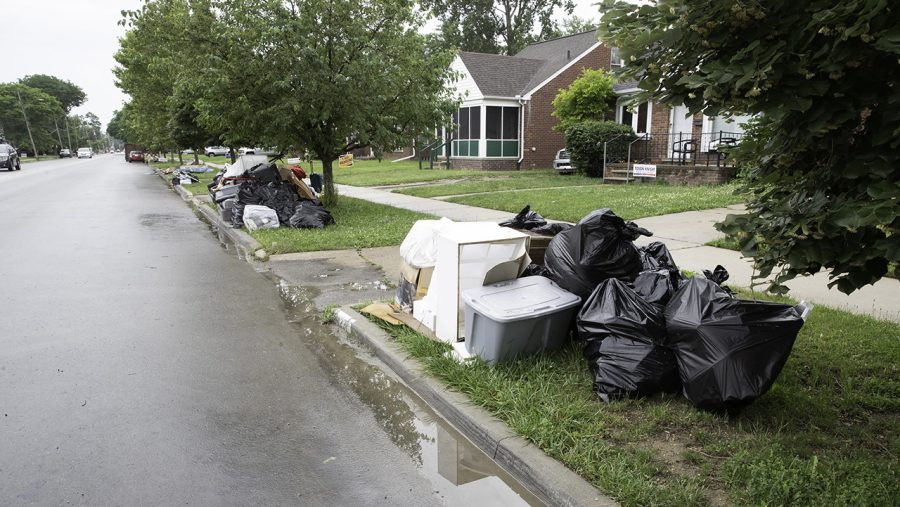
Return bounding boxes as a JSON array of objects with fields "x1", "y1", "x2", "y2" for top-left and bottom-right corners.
[
  {"x1": 335, "y1": 306, "x2": 618, "y2": 507},
  {"x1": 154, "y1": 168, "x2": 265, "y2": 257}
]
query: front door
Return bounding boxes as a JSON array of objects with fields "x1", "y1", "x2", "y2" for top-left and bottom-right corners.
[{"x1": 668, "y1": 105, "x2": 694, "y2": 160}]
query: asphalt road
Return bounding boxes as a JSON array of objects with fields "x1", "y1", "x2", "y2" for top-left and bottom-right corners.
[{"x1": 0, "y1": 156, "x2": 444, "y2": 505}]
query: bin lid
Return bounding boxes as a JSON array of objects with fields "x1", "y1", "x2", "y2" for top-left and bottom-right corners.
[{"x1": 462, "y1": 276, "x2": 581, "y2": 323}]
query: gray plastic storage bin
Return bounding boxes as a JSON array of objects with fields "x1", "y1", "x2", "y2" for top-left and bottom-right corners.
[{"x1": 462, "y1": 276, "x2": 581, "y2": 364}]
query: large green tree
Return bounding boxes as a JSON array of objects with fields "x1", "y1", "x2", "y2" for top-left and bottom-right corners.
[
  {"x1": 196, "y1": 0, "x2": 458, "y2": 204},
  {"x1": 0, "y1": 83, "x2": 65, "y2": 154},
  {"x1": 600, "y1": 0, "x2": 900, "y2": 294},
  {"x1": 422, "y1": 0, "x2": 575, "y2": 55}
]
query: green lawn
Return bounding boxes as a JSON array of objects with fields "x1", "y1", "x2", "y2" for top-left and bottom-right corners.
[
  {"x1": 395, "y1": 171, "x2": 597, "y2": 198},
  {"x1": 446, "y1": 183, "x2": 744, "y2": 222},
  {"x1": 332, "y1": 159, "x2": 540, "y2": 187},
  {"x1": 20, "y1": 155, "x2": 60, "y2": 163},
  {"x1": 368, "y1": 290, "x2": 899, "y2": 506},
  {"x1": 251, "y1": 196, "x2": 434, "y2": 254}
]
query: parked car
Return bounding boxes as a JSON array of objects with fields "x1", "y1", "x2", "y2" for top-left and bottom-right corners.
[
  {"x1": 128, "y1": 150, "x2": 145, "y2": 162},
  {"x1": 0, "y1": 143, "x2": 22, "y2": 171},
  {"x1": 59, "y1": 148, "x2": 72, "y2": 158},
  {"x1": 205, "y1": 146, "x2": 228, "y2": 157},
  {"x1": 238, "y1": 147, "x2": 278, "y2": 156},
  {"x1": 77, "y1": 147, "x2": 93, "y2": 159},
  {"x1": 553, "y1": 148, "x2": 573, "y2": 174}
]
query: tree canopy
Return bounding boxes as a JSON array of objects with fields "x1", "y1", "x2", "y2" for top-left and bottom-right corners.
[
  {"x1": 551, "y1": 68, "x2": 616, "y2": 133},
  {"x1": 0, "y1": 83, "x2": 65, "y2": 153},
  {"x1": 422, "y1": 0, "x2": 575, "y2": 55},
  {"x1": 19, "y1": 74, "x2": 86, "y2": 113},
  {"x1": 599, "y1": 0, "x2": 899, "y2": 294}
]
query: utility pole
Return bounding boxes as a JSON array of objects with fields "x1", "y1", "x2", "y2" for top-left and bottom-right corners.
[
  {"x1": 54, "y1": 119, "x2": 64, "y2": 150},
  {"x1": 15, "y1": 88, "x2": 39, "y2": 158},
  {"x1": 65, "y1": 116, "x2": 73, "y2": 152}
]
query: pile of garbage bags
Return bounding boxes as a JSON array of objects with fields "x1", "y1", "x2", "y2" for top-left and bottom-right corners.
[
  {"x1": 207, "y1": 157, "x2": 334, "y2": 231},
  {"x1": 524, "y1": 207, "x2": 811, "y2": 411}
]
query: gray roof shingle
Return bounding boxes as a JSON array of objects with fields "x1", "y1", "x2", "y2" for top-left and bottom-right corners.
[{"x1": 456, "y1": 30, "x2": 603, "y2": 98}]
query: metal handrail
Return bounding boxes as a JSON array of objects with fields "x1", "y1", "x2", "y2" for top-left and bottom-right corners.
[
  {"x1": 418, "y1": 138, "x2": 444, "y2": 170},
  {"x1": 601, "y1": 133, "x2": 627, "y2": 183},
  {"x1": 429, "y1": 137, "x2": 452, "y2": 170}
]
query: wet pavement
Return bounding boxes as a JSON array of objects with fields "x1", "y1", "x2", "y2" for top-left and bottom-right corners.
[{"x1": 0, "y1": 156, "x2": 539, "y2": 505}]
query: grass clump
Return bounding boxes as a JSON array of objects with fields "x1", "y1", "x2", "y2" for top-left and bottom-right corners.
[
  {"x1": 447, "y1": 183, "x2": 744, "y2": 222},
  {"x1": 367, "y1": 290, "x2": 900, "y2": 506},
  {"x1": 250, "y1": 196, "x2": 433, "y2": 254}
]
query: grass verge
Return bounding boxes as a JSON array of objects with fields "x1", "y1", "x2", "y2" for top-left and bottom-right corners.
[
  {"x1": 446, "y1": 183, "x2": 744, "y2": 222},
  {"x1": 250, "y1": 196, "x2": 434, "y2": 254},
  {"x1": 366, "y1": 291, "x2": 899, "y2": 506},
  {"x1": 395, "y1": 171, "x2": 597, "y2": 198}
]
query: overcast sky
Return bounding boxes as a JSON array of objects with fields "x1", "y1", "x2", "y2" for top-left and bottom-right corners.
[{"x1": 2, "y1": 0, "x2": 602, "y2": 130}]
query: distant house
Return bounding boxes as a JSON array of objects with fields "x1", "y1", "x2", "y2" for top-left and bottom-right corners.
[
  {"x1": 444, "y1": 30, "x2": 609, "y2": 170},
  {"x1": 443, "y1": 29, "x2": 752, "y2": 174}
]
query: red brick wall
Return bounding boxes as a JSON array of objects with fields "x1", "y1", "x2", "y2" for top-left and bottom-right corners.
[
  {"x1": 522, "y1": 44, "x2": 613, "y2": 169},
  {"x1": 607, "y1": 163, "x2": 736, "y2": 185}
]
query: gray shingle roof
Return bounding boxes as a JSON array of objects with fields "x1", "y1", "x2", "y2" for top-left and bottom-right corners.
[
  {"x1": 458, "y1": 30, "x2": 602, "y2": 98},
  {"x1": 514, "y1": 29, "x2": 601, "y2": 93},
  {"x1": 458, "y1": 52, "x2": 545, "y2": 97}
]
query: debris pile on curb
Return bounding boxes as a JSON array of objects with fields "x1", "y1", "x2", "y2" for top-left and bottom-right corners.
[
  {"x1": 206, "y1": 155, "x2": 334, "y2": 231},
  {"x1": 370, "y1": 205, "x2": 812, "y2": 412}
]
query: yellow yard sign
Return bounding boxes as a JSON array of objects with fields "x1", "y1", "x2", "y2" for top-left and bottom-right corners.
[{"x1": 339, "y1": 153, "x2": 354, "y2": 168}]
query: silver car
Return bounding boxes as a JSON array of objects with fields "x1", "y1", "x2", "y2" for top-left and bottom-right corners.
[{"x1": 553, "y1": 148, "x2": 573, "y2": 174}]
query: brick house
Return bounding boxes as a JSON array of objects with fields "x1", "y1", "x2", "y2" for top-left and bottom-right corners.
[{"x1": 443, "y1": 29, "x2": 752, "y2": 178}]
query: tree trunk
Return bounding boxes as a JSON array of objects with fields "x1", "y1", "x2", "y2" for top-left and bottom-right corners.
[
  {"x1": 193, "y1": 152, "x2": 200, "y2": 165},
  {"x1": 322, "y1": 157, "x2": 337, "y2": 206},
  {"x1": 15, "y1": 89, "x2": 39, "y2": 158},
  {"x1": 178, "y1": 152, "x2": 184, "y2": 165}
]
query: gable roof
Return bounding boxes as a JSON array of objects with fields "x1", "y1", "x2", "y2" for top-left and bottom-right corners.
[
  {"x1": 456, "y1": 29, "x2": 602, "y2": 99},
  {"x1": 514, "y1": 30, "x2": 601, "y2": 93}
]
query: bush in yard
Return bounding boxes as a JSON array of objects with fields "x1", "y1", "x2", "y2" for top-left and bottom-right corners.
[
  {"x1": 551, "y1": 68, "x2": 617, "y2": 133},
  {"x1": 565, "y1": 120, "x2": 635, "y2": 178}
]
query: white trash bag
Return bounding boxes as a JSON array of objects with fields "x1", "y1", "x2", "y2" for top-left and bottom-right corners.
[{"x1": 242, "y1": 205, "x2": 280, "y2": 231}]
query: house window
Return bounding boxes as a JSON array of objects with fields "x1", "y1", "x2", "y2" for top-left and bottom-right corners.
[
  {"x1": 485, "y1": 106, "x2": 519, "y2": 157},
  {"x1": 617, "y1": 102, "x2": 651, "y2": 135},
  {"x1": 452, "y1": 106, "x2": 480, "y2": 157},
  {"x1": 610, "y1": 47, "x2": 624, "y2": 69}
]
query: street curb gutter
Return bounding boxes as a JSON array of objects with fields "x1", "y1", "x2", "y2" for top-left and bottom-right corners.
[
  {"x1": 335, "y1": 306, "x2": 618, "y2": 507},
  {"x1": 154, "y1": 169, "x2": 265, "y2": 258}
]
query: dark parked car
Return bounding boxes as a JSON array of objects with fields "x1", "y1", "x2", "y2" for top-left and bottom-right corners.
[
  {"x1": 128, "y1": 150, "x2": 145, "y2": 162},
  {"x1": 59, "y1": 148, "x2": 72, "y2": 158},
  {"x1": 1, "y1": 143, "x2": 22, "y2": 171}
]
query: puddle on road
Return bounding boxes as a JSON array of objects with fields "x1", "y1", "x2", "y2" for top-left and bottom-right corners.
[{"x1": 275, "y1": 280, "x2": 544, "y2": 507}]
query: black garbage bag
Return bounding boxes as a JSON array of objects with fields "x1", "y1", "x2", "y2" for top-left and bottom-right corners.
[
  {"x1": 246, "y1": 162, "x2": 280, "y2": 184},
  {"x1": 633, "y1": 269, "x2": 684, "y2": 305},
  {"x1": 500, "y1": 205, "x2": 548, "y2": 230},
  {"x1": 544, "y1": 208, "x2": 652, "y2": 299},
  {"x1": 530, "y1": 223, "x2": 573, "y2": 236},
  {"x1": 664, "y1": 277, "x2": 808, "y2": 411},
  {"x1": 520, "y1": 263, "x2": 552, "y2": 278},
  {"x1": 288, "y1": 201, "x2": 335, "y2": 229},
  {"x1": 577, "y1": 279, "x2": 680, "y2": 402},
  {"x1": 309, "y1": 173, "x2": 323, "y2": 193},
  {"x1": 703, "y1": 264, "x2": 729, "y2": 285},
  {"x1": 639, "y1": 241, "x2": 678, "y2": 271}
]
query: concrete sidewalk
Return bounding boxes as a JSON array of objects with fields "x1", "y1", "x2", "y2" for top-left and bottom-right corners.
[
  {"x1": 338, "y1": 184, "x2": 516, "y2": 222},
  {"x1": 338, "y1": 184, "x2": 900, "y2": 322}
]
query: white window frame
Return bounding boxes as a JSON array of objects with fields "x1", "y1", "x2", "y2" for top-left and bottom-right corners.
[{"x1": 615, "y1": 101, "x2": 653, "y2": 136}]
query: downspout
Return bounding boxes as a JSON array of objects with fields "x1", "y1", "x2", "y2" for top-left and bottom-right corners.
[{"x1": 516, "y1": 95, "x2": 527, "y2": 170}]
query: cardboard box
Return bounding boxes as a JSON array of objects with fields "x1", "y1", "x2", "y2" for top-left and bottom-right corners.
[{"x1": 395, "y1": 261, "x2": 434, "y2": 311}]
